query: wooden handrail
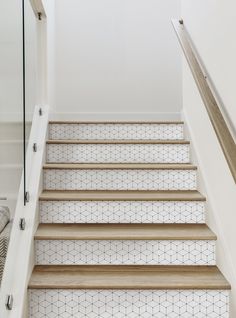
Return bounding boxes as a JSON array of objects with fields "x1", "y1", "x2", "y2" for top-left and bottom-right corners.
[
  {"x1": 172, "y1": 19, "x2": 236, "y2": 183},
  {"x1": 30, "y1": 0, "x2": 46, "y2": 19}
]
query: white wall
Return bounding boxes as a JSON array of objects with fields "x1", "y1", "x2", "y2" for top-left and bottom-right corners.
[
  {"x1": 0, "y1": 0, "x2": 22, "y2": 121},
  {"x1": 53, "y1": 0, "x2": 182, "y2": 120},
  {"x1": 0, "y1": 0, "x2": 38, "y2": 122},
  {"x1": 42, "y1": 0, "x2": 55, "y2": 110},
  {"x1": 181, "y1": 1, "x2": 236, "y2": 316},
  {"x1": 182, "y1": 0, "x2": 236, "y2": 132}
]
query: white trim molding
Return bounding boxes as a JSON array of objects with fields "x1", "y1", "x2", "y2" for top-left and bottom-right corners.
[{"x1": 0, "y1": 105, "x2": 49, "y2": 318}]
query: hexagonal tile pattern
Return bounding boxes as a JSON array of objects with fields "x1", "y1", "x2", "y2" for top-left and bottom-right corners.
[
  {"x1": 43, "y1": 169, "x2": 197, "y2": 191},
  {"x1": 28, "y1": 289, "x2": 229, "y2": 318},
  {"x1": 47, "y1": 144, "x2": 190, "y2": 163},
  {"x1": 49, "y1": 123, "x2": 184, "y2": 140},
  {"x1": 31, "y1": 122, "x2": 228, "y2": 317},
  {"x1": 35, "y1": 240, "x2": 215, "y2": 265},
  {"x1": 39, "y1": 201, "x2": 205, "y2": 224}
]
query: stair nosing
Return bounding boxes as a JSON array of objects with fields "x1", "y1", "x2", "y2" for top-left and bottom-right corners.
[
  {"x1": 43, "y1": 163, "x2": 197, "y2": 170},
  {"x1": 47, "y1": 140, "x2": 190, "y2": 145},
  {"x1": 49, "y1": 121, "x2": 184, "y2": 125},
  {"x1": 28, "y1": 265, "x2": 231, "y2": 290},
  {"x1": 39, "y1": 190, "x2": 206, "y2": 201},
  {"x1": 34, "y1": 223, "x2": 216, "y2": 241}
]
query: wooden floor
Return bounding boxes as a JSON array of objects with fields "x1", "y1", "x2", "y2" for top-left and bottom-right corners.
[
  {"x1": 35, "y1": 224, "x2": 216, "y2": 240},
  {"x1": 43, "y1": 163, "x2": 197, "y2": 170},
  {"x1": 39, "y1": 190, "x2": 206, "y2": 201},
  {"x1": 29, "y1": 265, "x2": 230, "y2": 290}
]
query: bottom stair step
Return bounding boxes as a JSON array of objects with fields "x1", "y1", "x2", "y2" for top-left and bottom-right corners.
[{"x1": 28, "y1": 266, "x2": 230, "y2": 318}]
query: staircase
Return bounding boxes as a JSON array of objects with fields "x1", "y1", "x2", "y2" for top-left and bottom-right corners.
[{"x1": 28, "y1": 121, "x2": 230, "y2": 318}]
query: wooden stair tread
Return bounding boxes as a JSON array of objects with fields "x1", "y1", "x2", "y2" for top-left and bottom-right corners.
[
  {"x1": 47, "y1": 139, "x2": 189, "y2": 144},
  {"x1": 49, "y1": 121, "x2": 184, "y2": 125},
  {"x1": 29, "y1": 265, "x2": 230, "y2": 290},
  {"x1": 35, "y1": 224, "x2": 216, "y2": 240},
  {"x1": 39, "y1": 190, "x2": 206, "y2": 201},
  {"x1": 43, "y1": 163, "x2": 197, "y2": 170}
]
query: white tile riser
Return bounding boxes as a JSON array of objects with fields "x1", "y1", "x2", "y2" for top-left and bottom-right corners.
[
  {"x1": 35, "y1": 240, "x2": 216, "y2": 265},
  {"x1": 28, "y1": 289, "x2": 229, "y2": 318},
  {"x1": 49, "y1": 123, "x2": 184, "y2": 140},
  {"x1": 30, "y1": 123, "x2": 229, "y2": 318},
  {"x1": 46, "y1": 143, "x2": 190, "y2": 164},
  {"x1": 43, "y1": 169, "x2": 197, "y2": 191},
  {"x1": 39, "y1": 201, "x2": 205, "y2": 224}
]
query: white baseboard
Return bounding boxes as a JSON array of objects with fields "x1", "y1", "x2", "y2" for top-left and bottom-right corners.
[{"x1": 50, "y1": 112, "x2": 182, "y2": 122}]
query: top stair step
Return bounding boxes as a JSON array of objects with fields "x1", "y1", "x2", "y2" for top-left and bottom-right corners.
[
  {"x1": 49, "y1": 121, "x2": 184, "y2": 124},
  {"x1": 49, "y1": 121, "x2": 184, "y2": 140}
]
